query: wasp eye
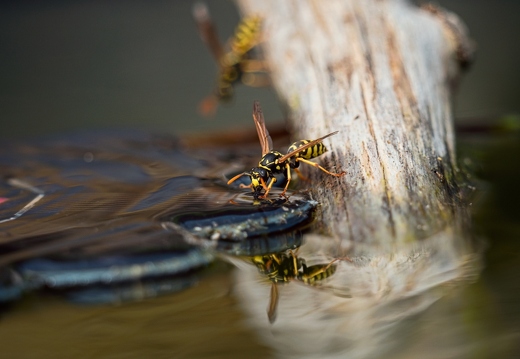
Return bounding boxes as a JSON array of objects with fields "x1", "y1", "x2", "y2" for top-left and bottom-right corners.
[{"x1": 256, "y1": 167, "x2": 268, "y2": 178}]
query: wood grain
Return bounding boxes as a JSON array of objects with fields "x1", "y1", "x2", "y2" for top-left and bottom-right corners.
[{"x1": 236, "y1": 0, "x2": 474, "y2": 249}]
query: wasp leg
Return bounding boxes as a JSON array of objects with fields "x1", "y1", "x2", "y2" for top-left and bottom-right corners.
[
  {"x1": 259, "y1": 177, "x2": 269, "y2": 191},
  {"x1": 323, "y1": 256, "x2": 352, "y2": 270},
  {"x1": 300, "y1": 257, "x2": 351, "y2": 282},
  {"x1": 258, "y1": 177, "x2": 276, "y2": 199},
  {"x1": 241, "y1": 73, "x2": 271, "y2": 87},
  {"x1": 240, "y1": 59, "x2": 267, "y2": 73},
  {"x1": 240, "y1": 60, "x2": 270, "y2": 87},
  {"x1": 280, "y1": 163, "x2": 292, "y2": 197},
  {"x1": 288, "y1": 250, "x2": 299, "y2": 276},
  {"x1": 271, "y1": 254, "x2": 283, "y2": 266},
  {"x1": 300, "y1": 257, "x2": 352, "y2": 284},
  {"x1": 296, "y1": 158, "x2": 346, "y2": 177},
  {"x1": 239, "y1": 183, "x2": 252, "y2": 189},
  {"x1": 300, "y1": 262, "x2": 338, "y2": 284},
  {"x1": 293, "y1": 168, "x2": 309, "y2": 181},
  {"x1": 264, "y1": 257, "x2": 274, "y2": 271},
  {"x1": 302, "y1": 268, "x2": 324, "y2": 280}
]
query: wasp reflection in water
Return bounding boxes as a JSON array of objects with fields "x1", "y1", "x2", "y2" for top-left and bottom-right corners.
[
  {"x1": 249, "y1": 250, "x2": 343, "y2": 323},
  {"x1": 233, "y1": 230, "x2": 481, "y2": 358}
]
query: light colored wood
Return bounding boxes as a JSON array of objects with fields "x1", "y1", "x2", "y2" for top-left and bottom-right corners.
[
  {"x1": 232, "y1": 1, "x2": 480, "y2": 356},
  {"x1": 236, "y1": 0, "x2": 473, "y2": 249}
]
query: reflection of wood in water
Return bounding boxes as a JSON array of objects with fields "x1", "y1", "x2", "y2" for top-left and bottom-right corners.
[{"x1": 233, "y1": 231, "x2": 481, "y2": 359}]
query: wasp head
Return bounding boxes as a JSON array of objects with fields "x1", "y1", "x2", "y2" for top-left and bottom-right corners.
[
  {"x1": 227, "y1": 166, "x2": 271, "y2": 198},
  {"x1": 248, "y1": 167, "x2": 269, "y2": 197}
]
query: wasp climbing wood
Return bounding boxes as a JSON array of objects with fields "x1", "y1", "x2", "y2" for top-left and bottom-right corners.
[
  {"x1": 227, "y1": 101, "x2": 345, "y2": 199},
  {"x1": 193, "y1": 3, "x2": 266, "y2": 115},
  {"x1": 232, "y1": 1, "x2": 480, "y2": 349},
  {"x1": 236, "y1": 0, "x2": 474, "y2": 247}
]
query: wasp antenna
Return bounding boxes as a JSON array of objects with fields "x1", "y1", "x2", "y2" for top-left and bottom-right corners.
[{"x1": 227, "y1": 172, "x2": 248, "y2": 185}]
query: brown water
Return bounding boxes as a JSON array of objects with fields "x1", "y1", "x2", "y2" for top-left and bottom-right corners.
[
  {"x1": 0, "y1": 266, "x2": 272, "y2": 359},
  {"x1": 0, "y1": 129, "x2": 518, "y2": 359}
]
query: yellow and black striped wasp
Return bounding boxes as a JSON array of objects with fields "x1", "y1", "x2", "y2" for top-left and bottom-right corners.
[
  {"x1": 227, "y1": 101, "x2": 346, "y2": 199},
  {"x1": 193, "y1": 3, "x2": 267, "y2": 116},
  {"x1": 252, "y1": 251, "x2": 339, "y2": 323}
]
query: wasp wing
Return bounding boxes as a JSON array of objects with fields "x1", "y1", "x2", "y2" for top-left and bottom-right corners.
[
  {"x1": 253, "y1": 101, "x2": 273, "y2": 155},
  {"x1": 193, "y1": 3, "x2": 225, "y2": 66},
  {"x1": 267, "y1": 282, "x2": 279, "y2": 323},
  {"x1": 278, "y1": 131, "x2": 339, "y2": 162}
]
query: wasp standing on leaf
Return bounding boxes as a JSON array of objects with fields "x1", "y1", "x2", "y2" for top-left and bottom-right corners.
[
  {"x1": 227, "y1": 101, "x2": 346, "y2": 199},
  {"x1": 193, "y1": 3, "x2": 267, "y2": 116},
  {"x1": 252, "y1": 251, "x2": 339, "y2": 323}
]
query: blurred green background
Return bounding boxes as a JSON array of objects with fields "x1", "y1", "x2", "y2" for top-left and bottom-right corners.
[{"x1": 0, "y1": 0, "x2": 518, "y2": 138}]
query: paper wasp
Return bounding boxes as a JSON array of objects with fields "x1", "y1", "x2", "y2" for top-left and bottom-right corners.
[
  {"x1": 193, "y1": 3, "x2": 266, "y2": 115},
  {"x1": 251, "y1": 251, "x2": 339, "y2": 323},
  {"x1": 227, "y1": 101, "x2": 345, "y2": 199}
]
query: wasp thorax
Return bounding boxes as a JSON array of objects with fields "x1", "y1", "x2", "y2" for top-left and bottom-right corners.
[
  {"x1": 226, "y1": 101, "x2": 343, "y2": 199},
  {"x1": 259, "y1": 151, "x2": 284, "y2": 173}
]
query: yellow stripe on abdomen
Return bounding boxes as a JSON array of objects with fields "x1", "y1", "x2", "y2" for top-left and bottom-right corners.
[{"x1": 287, "y1": 140, "x2": 328, "y2": 160}]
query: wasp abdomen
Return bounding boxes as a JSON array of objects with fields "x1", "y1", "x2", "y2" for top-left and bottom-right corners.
[
  {"x1": 287, "y1": 140, "x2": 328, "y2": 160},
  {"x1": 299, "y1": 264, "x2": 337, "y2": 285},
  {"x1": 230, "y1": 16, "x2": 262, "y2": 55}
]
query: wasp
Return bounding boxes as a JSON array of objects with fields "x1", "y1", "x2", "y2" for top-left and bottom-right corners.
[
  {"x1": 193, "y1": 3, "x2": 267, "y2": 115},
  {"x1": 227, "y1": 101, "x2": 346, "y2": 199},
  {"x1": 251, "y1": 251, "x2": 339, "y2": 323}
]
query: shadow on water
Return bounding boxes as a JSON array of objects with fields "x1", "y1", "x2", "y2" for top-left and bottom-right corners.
[{"x1": 0, "y1": 128, "x2": 518, "y2": 358}]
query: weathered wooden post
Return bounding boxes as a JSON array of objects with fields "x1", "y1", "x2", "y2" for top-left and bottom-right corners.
[
  {"x1": 232, "y1": 1, "x2": 479, "y2": 357},
  {"x1": 237, "y1": 0, "x2": 474, "y2": 248}
]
